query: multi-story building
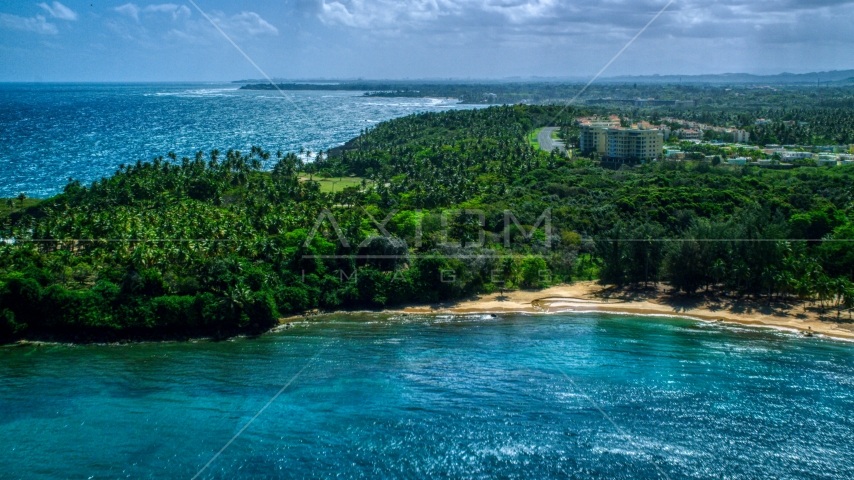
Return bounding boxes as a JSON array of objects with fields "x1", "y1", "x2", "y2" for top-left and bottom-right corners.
[
  {"x1": 580, "y1": 123, "x2": 663, "y2": 161},
  {"x1": 676, "y1": 128, "x2": 703, "y2": 140},
  {"x1": 605, "y1": 127, "x2": 663, "y2": 162},
  {"x1": 577, "y1": 116, "x2": 622, "y2": 156},
  {"x1": 662, "y1": 117, "x2": 749, "y2": 144},
  {"x1": 729, "y1": 129, "x2": 750, "y2": 143},
  {"x1": 579, "y1": 125, "x2": 609, "y2": 156}
]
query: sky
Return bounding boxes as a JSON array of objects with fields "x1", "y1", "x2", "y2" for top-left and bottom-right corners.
[{"x1": 1, "y1": 0, "x2": 853, "y2": 81}]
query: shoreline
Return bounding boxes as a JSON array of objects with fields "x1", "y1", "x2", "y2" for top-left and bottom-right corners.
[
  {"x1": 353, "y1": 281, "x2": 854, "y2": 341},
  {"x1": 11, "y1": 282, "x2": 854, "y2": 347}
]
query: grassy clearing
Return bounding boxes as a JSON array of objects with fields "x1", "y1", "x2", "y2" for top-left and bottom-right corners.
[
  {"x1": 528, "y1": 128, "x2": 543, "y2": 149},
  {"x1": 298, "y1": 174, "x2": 366, "y2": 193},
  {"x1": 1, "y1": 198, "x2": 42, "y2": 218}
]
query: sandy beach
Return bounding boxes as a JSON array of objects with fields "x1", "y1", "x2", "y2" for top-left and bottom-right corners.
[{"x1": 371, "y1": 282, "x2": 854, "y2": 341}]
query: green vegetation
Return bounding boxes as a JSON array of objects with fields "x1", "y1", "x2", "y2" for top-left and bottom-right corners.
[
  {"x1": 1, "y1": 195, "x2": 41, "y2": 219},
  {"x1": 2, "y1": 105, "x2": 854, "y2": 343},
  {"x1": 528, "y1": 127, "x2": 543, "y2": 149},
  {"x1": 298, "y1": 174, "x2": 366, "y2": 193}
]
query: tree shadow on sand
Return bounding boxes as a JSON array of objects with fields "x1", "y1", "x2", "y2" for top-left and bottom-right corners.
[{"x1": 586, "y1": 283, "x2": 844, "y2": 322}]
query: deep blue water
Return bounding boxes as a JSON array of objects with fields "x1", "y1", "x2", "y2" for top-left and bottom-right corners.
[
  {"x1": 2, "y1": 313, "x2": 854, "y2": 479},
  {"x1": 0, "y1": 83, "x2": 474, "y2": 198}
]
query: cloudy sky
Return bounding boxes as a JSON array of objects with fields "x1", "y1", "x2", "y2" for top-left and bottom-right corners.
[{"x1": 1, "y1": 0, "x2": 852, "y2": 81}]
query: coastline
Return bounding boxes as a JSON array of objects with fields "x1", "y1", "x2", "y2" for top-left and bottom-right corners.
[
  {"x1": 351, "y1": 282, "x2": 854, "y2": 341},
  {"x1": 12, "y1": 282, "x2": 854, "y2": 347}
]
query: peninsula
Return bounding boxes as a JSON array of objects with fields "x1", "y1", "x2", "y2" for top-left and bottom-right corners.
[{"x1": 2, "y1": 104, "x2": 853, "y2": 343}]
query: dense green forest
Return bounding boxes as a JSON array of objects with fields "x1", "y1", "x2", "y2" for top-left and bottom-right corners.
[{"x1": 2, "y1": 105, "x2": 854, "y2": 343}]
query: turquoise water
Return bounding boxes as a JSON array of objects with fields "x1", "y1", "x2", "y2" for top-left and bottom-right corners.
[
  {"x1": 2, "y1": 313, "x2": 853, "y2": 479},
  {"x1": 0, "y1": 83, "x2": 474, "y2": 198}
]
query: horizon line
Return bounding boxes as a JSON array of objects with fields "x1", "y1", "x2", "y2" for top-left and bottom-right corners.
[{"x1": 3, "y1": 68, "x2": 854, "y2": 85}]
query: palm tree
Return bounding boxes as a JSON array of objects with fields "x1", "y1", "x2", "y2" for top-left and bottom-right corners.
[
  {"x1": 16, "y1": 192, "x2": 26, "y2": 208},
  {"x1": 842, "y1": 283, "x2": 854, "y2": 320},
  {"x1": 732, "y1": 261, "x2": 750, "y2": 293},
  {"x1": 832, "y1": 278, "x2": 848, "y2": 307},
  {"x1": 816, "y1": 275, "x2": 832, "y2": 313},
  {"x1": 760, "y1": 266, "x2": 778, "y2": 301},
  {"x1": 795, "y1": 275, "x2": 814, "y2": 312},
  {"x1": 832, "y1": 278, "x2": 851, "y2": 319},
  {"x1": 774, "y1": 270, "x2": 796, "y2": 305},
  {"x1": 711, "y1": 258, "x2": 726, "y2": 290}
]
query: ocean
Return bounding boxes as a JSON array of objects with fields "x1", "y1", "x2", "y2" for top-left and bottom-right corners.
[
  {"x1": 0, "y1": 83, "x2": 474, "y2": 198},
  {"x1": 2, "y1": 313, "x2": 854, "y2": 479}
]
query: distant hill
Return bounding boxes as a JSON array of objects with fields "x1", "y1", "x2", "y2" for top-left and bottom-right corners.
[
  {"x1": 594, "y1": 70, "x2": 854, "y2": 85},
  {"x1": 234, "y1": 70, "x2": 854, "y2": 86}
]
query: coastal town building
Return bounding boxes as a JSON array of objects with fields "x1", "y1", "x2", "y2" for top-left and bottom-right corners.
[
  {"x1": 579, "y1": 121, "x2": 663, "y2": 161},
  {"x1": 781, "y1": 151, "x2": 815, "y2": 162},
  {"x1": 584, "y1": 98, "x2": 695, "y2": 107},
  {"x1": 662, "y1": 117, "x2": 748, "y2": 143},
  {"x1": 730, "y1": 129, "x2": 750, "y2": 143},
  {"x1": 818, "y1": 154, "x2": 840, "y2": 166},
  {"x1": 676, "y1": 128, "x2": 702, "y2": 140},
  {"x1": 576, "y1": 115, "x2": 621, "y2": 128},
  {"x1": 605, "y1": 126, "x2": 663, "y2": 161},
  {"x1": 578, "y1": 116, "x2": 621, "y2": 155},
  {"x1": 579, "y1": 125, "x2": 609, "y2": 156},
  {"x1": 664, "y1": 148, "x2": 685, "y2": 160}
]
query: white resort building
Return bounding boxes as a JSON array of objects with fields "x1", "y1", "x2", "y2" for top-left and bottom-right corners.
[{"x1": 580, "y1": 123, "x2": 663, "y2": 162}]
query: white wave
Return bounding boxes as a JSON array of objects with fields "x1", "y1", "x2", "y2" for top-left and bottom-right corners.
[{"x1": 146, "y1": 87, "x2": 240, "y2": 98}]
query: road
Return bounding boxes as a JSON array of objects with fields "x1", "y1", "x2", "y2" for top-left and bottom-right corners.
[{"x1": 537, "y1": 127, "x2": 566, "y2": 154}]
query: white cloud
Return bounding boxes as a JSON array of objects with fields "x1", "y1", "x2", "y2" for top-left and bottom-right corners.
[
  {"x1": 317, "y1": 0, "x2": 563, "y2": 29},
  {"x1": 108, "y1": 5, "x2": 277, "y2": 43},
  {"x1": 0, "y1": 12, "x2": 57, "y2": 34},
  {"x1": 312, "y1": 0, "x2": 854, "y2": 54},
  {"x1": 143, "y1": 4, "x2": 192, "y2": 20},
  {"x1": 38, "y1": 2, "x2": 77, "y2": 21},
  {"x1": 113, "y1": 3, "x2": 192, "y2": 22},
  {"x1": 114, "y1": 3, "x2": 140, "y2": 20},
  {"x1": 481, "y1": 0, "x2": 558, "y2": 23},
  {"x1": 319, "y1": 0, "x2": 452, "y2": 29},
  {"x1": 211, "y1": 11, "x2": 279, "y2": 36}
]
